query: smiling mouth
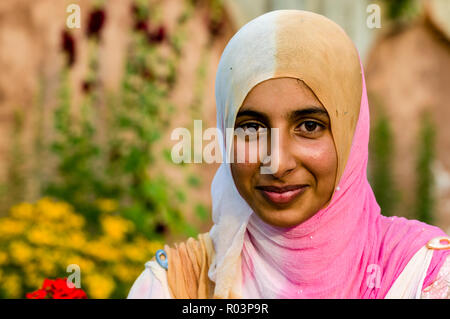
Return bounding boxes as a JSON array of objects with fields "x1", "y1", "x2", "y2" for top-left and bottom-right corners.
[{"x1": 255, "y1": 184, "x2": 308, "y2": 205}]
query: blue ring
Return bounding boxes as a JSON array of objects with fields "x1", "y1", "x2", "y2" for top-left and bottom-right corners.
[{"x1": 155, "y1": 249, "x2": 168, "y2": 270}]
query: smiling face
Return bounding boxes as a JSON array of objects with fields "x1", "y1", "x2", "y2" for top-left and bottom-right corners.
[{"x1": 230, "y1": 77, "x2": 338, "y2": 228}]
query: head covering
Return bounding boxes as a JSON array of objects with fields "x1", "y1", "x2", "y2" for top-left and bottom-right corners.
[{"x1": 208, "y1": 10, "x2": 449, "y2": 299}]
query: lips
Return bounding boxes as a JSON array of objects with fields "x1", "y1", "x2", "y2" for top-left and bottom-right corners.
[{"x1": 255, "y1": 184, "x2": 308, "y2": 205}]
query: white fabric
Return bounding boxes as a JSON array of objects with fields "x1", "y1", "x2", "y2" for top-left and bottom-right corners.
[
  {"x1": 384, "y1": 246, "x2": 434, "y2": 299},
  {"x1": 127, "y1": 246, "x2": 447, "y2": 299},
  {"x1": 127, "y1": 261, "x2": 172, "y2": 299}
]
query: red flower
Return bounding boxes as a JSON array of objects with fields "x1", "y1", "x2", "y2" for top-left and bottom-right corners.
[
  {"x1": 26, "y1": 278, "x2": 88, "y2": 299},
  {"x1": 61, "y1": 30, "x2": 76, "y2": 67},
  {"x1": 146, "y1": 25, "x2": 166, "y2": 44},
  {"x1": 26, "y1": 289, "x2": 48, "y2": 299},
  {"x1": 86, "y1": 9, "x2": 106, "y2": 38}
]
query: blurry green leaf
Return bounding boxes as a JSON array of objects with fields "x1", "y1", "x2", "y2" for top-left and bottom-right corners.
[
  {"x1": 162, "y1": 148, "x2": 173, "y2": 163},
  {"x1": 183, "y1": 223, "x2": 198, "y2": 238},
  {"x1": 176, "y1": 190, "x2": 186, "y2": 203},
  {"x1": 195, "y1": 203, "x2": 208, "y2": 221},
  {"x1": 187, "y1": 174, "x2": 201, "y2": 187}
]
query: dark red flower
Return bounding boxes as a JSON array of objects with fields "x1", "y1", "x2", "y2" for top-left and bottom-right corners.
[
  {"x1": 82, "y1": 80, "x2": 95, "y2": 93},
  {"x1": 147, "y1": 25, "x2": 166, "y2": 44},
  {"x1": 86, "y1": 9, "x2": 106, "y2": 38},
  {"x1": 141, "y1": 68, "x2": 155, "y2": 81},
  {"x1": 134, "y1": 20, "x2": 149, "y2": 32},
  {"x1": 61, "y1": 30, "x2": 76, "y2": 67},
  {"x1": 208, "y1": 18, "x2": 224, "y2": 36},
  {"x1": 155, "y1": 222, "x2": 167, "y2": 234}
]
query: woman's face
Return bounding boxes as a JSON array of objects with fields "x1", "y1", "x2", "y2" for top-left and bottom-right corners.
[{"x1": 231, "y1": 77, "x2": 337, "y2": 228}]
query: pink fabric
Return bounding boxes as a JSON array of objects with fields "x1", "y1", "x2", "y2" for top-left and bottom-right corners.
[
  {"x1": 241, "y1": 59, "x2": 449, "y2": 299},
  {"x1": 423, "y1": 249, "x2": 449, "y2": 290}
]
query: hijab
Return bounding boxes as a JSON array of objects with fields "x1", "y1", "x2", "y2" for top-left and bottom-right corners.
[{"x1": 208, "y1": 9, "x2": 449, "y2": 299}]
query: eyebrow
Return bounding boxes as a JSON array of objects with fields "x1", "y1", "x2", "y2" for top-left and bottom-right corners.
[
  {"x1": 236, "y1": 106, "x2": 329, "y2": 122},
  {"x1": 235, "y1": 109, "x2": 269, "y2": 122},
  {"x1": 288, "y1": 106, "x2": 329, "y2": 121}
]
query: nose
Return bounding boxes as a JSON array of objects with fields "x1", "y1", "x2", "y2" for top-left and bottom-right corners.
[{"x1": 266, "y1": 130, "x2": 297, "y2": 180}]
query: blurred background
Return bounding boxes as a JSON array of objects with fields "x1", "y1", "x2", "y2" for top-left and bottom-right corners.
[{"x1": 0, "y1": 0, "x2": 448, "y2": 298}]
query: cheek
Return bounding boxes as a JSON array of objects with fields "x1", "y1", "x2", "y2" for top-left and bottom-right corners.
[
  {"x1": 230, "y1": 162, "x2": 259, "y2": 191},
  {"x1": 233, "y1": 136, "x2": 262, "y2": 164},
  {"x1": 298, "y1": 137, "x2": 337, "y2": 184},
  {"x1": 230, "y1": 163, "x2": 253, "y2": 206}
]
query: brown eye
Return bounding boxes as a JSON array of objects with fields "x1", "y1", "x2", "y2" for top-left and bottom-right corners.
[
  {"x1": 243, "y1": 123, "x2": 260, "y2": 130},
  {"x1": 297, "y1": 121, "x2": 324, "y2": 135},
  {"x1": 304, "y1": 121, "x2": 318, "y2": 131},
  {"x1": 239, "y1": 122, "x2": 265, "y2": 133}
]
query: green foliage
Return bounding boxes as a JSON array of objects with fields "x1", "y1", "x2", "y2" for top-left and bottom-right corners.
[
  {"x1": 0, "y1": 0, "x2": 226, "y2": 241},
  {"x1": 0, "y1": 108, "x2": 26, "y2": 215},
  {"x1": 8, "y1": 110, "x2": 26, "y2": 204},
  {"x1": 0, "y1": 0, "x2": 230, "y2": 299},
  {"x1": 187, "y1": 174, "x2": 202, "y2": 188},
  {"x1": 370, "y1": 108, "x2": 399, "y2": 217},
  {"x1": 195, "y1": 203, "x2": 209, "y2": 221},
  {"x1": 415, "y1": 112, "x2": 436, "y2": 224},
  {"x1": 42, "y1": 0, "x2": 202, "y2": 241},
  {"x1": 381, "y1": 0, "x2": 420, "y2": 22}
]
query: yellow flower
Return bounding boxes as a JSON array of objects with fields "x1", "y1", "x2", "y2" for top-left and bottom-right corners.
[
  {"x1": 33, "y1": 247, "x2": 52, "y2": 261},
  {"x1": 30, "y1": 276, "x2": 44, "y2": 289},
  {"x1": 10, "y1": 202, "x2": 34, "y2": 220},
  {"x1": 146, "y1": 240, "x2": 164, "y2": 255},
  {"x1": 133, "y1": 237, "x2": 163, "y2": 256},
  {"x1": 123, "y1": 245, "x2": 147, "y2": 263},
  {"x1": 0, "y1": 197, "x2": 170, "y2": 298},
  {"x1": 24, "y1": 269, "x2": 43, "y2": 289},
  {"x1": 96, "y1": 198, "x2": 118, "y2": 213},
  {"x1": 84, "y1": 273, "x2": 115, "y2": 299},
  {"x1": 67, "y1": 214, "x2": 85, "y2": 229},
  {"x1": 39, "y1": 260, "x2": 56, "y2": 276},
  {"x1": 65, "y1": 255, "x2": 95, "y2": 273},
  {"x1": 34, "y1": 197, "x2": 74, "y2": 222},
  {"x1": 26, "y1": 226, "x2": 56, "y2": 246},
  {"x1": 1, "y1": 274, "x2": 22, "y2": 298},
  {"x1": 64, "y1": 231, "x2": 87, "y2": 250},
  {"x1": 101, "y1": 215, "x2": 134, "y2": 241},
  {"x1": 84, "y1": 240, "x2": 121, "y2": 262},
  {"x1": 23, "y1": 262, "x2": 38, "y2": 276},
  {"x1": 0, "y1": 251, "x2": 8, "y2": 265},
  {"x1": 112, "y1": 264, "x2": 137, "y2": 282},
  {"x1": 0, "y1": 218, "x2": 26, "y2": 238},
  {"x1": 9, "y1": 241, "x2": 33, "y2": 264}
]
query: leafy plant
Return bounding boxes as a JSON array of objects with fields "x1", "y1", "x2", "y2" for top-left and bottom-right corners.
[
  {"x1": 381, "y1": 0, "x2": 421, "y2": 22},
  {"x1": 415, "y1": 111, "x2": 436, "y2": 224},
  {"x1": 369, "y1": 106, "x2": 399, "y2": 217},
  {"x1": 43, "y1": 1, "x2": 198, "y2": 240}
]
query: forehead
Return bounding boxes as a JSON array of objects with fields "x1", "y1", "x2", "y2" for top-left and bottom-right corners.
[{"x1": 239, "y1": 77, "x2": 326, "y2": 114}]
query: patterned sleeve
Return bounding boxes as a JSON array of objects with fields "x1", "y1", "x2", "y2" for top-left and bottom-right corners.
[{"x1": 421, "y1": 255, "x2": 450, "y2": 299}]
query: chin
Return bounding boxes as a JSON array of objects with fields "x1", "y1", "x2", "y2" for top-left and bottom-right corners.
[{"x1": 257, "y1": 208, "x2": 310, "y2": 228}]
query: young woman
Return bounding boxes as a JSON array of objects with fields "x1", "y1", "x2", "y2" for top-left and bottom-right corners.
[{"x1": 128, "y1": 10, "x2": 450, "y2": 299}]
